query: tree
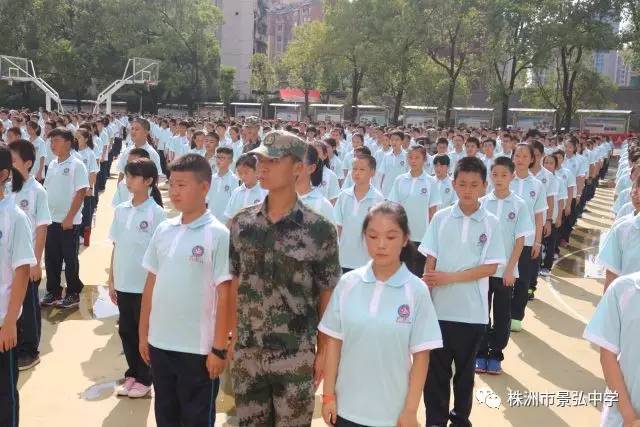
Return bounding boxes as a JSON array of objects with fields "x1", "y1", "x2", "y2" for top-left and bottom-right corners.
[
  {"x1": 416, "y1": 0, "x2": 483, "y2": 126},
  {"x1": 219, "y1": 65, "x2": 236, "y2": 109},
  {"x1": 250, "y1": 53, "x2": 275, "y2": 114}
]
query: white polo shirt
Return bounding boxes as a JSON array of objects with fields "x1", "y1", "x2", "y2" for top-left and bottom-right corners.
[
  {"x1": 206, "y1": 170, "x2": 239, "y2": 222},
  {"x1": 13, "y1": 176, "x2": 52, "y2": 241},
  {"x1": 109, "y1": 198, "x2": 166, "y2": 294},
  {"x1": 317, "y1": 166, "x2": 341, "y2": 201},
  {"x1": 435, "y1": 175, "x2": 458, "y2": 209},
  {"x1": 44, "y1": 155, "x2": 89, "y2": 224},
  {"x1": 510, "y1": 174, "x2": 547, "y2": 246},
  {"x1": 0, "y1": 196, "x2": 37, "y2": 327},
  {"x1": 388, "y1": 171, "x2": 441, "y2": 242},
  {"x1": 117, "y1": 142, "x2": 164, "y2": 177},
  {"x1": 299, "y1": 187, "x2": 335, "y2": 225},
  {"x1": 418, "y1": 203, "x2": 506, "y2": 324},
  {"x1": 597, "y1": 213, "x2": 640, "y2": 277},
  {"x1": 142, "y1": 211, "x2": 232, "y2": 355},
  {"x1": 223, "y1": 183, "x2": 267, "y2": 221},
  {"x1": 319, "y1": 262, "x2": 442, "y2": 426},
  {"x1": 379, "y1": 150, "x2": 409, "y2": 197}
]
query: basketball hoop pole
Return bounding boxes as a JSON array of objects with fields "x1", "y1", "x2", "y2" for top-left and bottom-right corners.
[
  {"x1": 94, "y1": 58, "x2": 160, "y2": 114},
  {"x1": 0, "y1": 55, "x2": 64, "y2": 113}
]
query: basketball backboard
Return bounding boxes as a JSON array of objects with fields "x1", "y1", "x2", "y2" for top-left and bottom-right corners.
[
  {"x1": 0, "y1": 55, "x2": 31, "y2": 81},
  {"x1": 131, "y1": 57, "x2": 159, "y2": 85}
]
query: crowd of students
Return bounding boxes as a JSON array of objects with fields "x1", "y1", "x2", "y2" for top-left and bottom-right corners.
[{"x1": 0, "y1": 106, "x2": 638, "y2": 427}]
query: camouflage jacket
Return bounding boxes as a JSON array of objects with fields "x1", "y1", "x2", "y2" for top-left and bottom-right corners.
[{"x1": 229, "y1": 197, "x2": 341, "y2": 352}]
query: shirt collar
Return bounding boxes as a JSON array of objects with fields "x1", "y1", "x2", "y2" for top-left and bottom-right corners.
[
  {"x1": 345, "y1": 184, "x2": 377, "y2": 200},
  {"x1": 256, "y1": 196, "x2": 305, "y2": 226},
  {"x1": 361, "y1": 261, "x2": 412, "y2": 288},
  {"x1": 633, "y1": 212, "x2": 640, "y2": 230},
  {"x1": 167, "y1": 210, "x2": 215, "y2": 229},
  {"x1": 451, "y1": 202, "x2": 487, "y2": 221},
  {"x1": 485, "y1": 191, "x2": 515, "y2": 203}
]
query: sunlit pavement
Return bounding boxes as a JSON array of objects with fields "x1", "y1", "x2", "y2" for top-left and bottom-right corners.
[{"x1": 18, "y1": 163, "x2": 618, "y2": 427}]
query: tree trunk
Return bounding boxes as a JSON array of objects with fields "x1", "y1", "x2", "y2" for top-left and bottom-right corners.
[
  {"x1": 350, "y1": 66, "x2": 363, "y2": 121},
  {"x1": 392, "y1": 87, "x2": 404, "y2": 125},
  {"x1": 304, "y1": 89, "x2": 310, "y2": 121},
  {"x1": 500, "y1": 91, "x2": 509, "y2": 129},
  {"x1": 444, "y1": 78, "x2": 456, "y2": 127}
]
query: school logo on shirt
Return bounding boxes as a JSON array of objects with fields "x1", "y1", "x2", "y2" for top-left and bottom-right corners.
[
  {"x1": 421, "y1": 187, "x2": 428, "y2": 195},
  {"x1": 224, "y1": 185, "x2": 230, "y2": 192},
  {"x1": 478, "y1": 233, "x2": 488, "y2": 246},
  {"x1": 400, "y1": 160, "x2": 405, "y2": 166},
  {"x1": 253, "y1": 199, "x2": 260, "y2": 204},
  {"x1": 138, "y1": 220, "x2": 149, "y2": 231},
  {"x1": 508, "y1": 211, "x2": 516, "y2": 221},
  {"x1": 529, "y1": 190, "x2": 536, "y2": 198},
  {"x1": 19, "y1": 199, "x2": 29, "y2": 209},
  {"x1": 190, "y1": 245, "x2": 205, "y2": 263},
  {"x1": 321, "y1": 180, "x2": 327, "y2": 187},
  {"x1": 397, "y1": 304, "x2": 411, "y2": 323},
  {"x1": 63, "y1": 167, "x2": 70, "y2": 175},
  {"x1": 542, "y1": 178, "x2": 547, "y2": 184},
  {"x1": 445, "y1": 187, "x2": 451, "y2": 194}
]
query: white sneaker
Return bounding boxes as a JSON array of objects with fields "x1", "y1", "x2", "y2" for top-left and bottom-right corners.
[
  {"x1": 127, "y1": 382, "x2": 151, "y2": 398},
  {"x1": 116, "y1": 377, "x2": 135, "y2": 396},
  {"x1": 539, "y1": 268, "x2": 551, "y2": 277}
]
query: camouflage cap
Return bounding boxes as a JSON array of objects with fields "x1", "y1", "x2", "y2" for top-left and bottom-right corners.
[
  {"x1": 243, "y1": 116, "x2": 260, "y2": 128},
  {"x1": 248, "y1": 130, "x2": 307, "y2": 160}
]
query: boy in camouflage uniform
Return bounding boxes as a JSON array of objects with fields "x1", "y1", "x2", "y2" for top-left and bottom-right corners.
[{"x1": 228, "y1": 130, "x2": 341, "y2": 426}]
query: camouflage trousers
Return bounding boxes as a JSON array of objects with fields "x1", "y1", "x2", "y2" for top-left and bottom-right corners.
[{"x1": 231, "y1": 347, "x2": 315, "y2": 427}]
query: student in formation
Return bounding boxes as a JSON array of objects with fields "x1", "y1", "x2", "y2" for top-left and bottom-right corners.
[
  {"x1": 583, "y1": 271, "x2": 640, "y2": 427},
  {"x1": 223, "y1": 153, "x2": 267, "y2": 224},
  {"x1": 206, "y1": 147, "x2": 239, "y2": 222},
  {"x1": 320, "y1": 202, "x2": 442, "y2": 427},
  {"x1": 447, "y1": 134, "x2": 465, "y2": 173},
  {"x1": 540, "y1": 154, "x2": 565, "y2": 276},
  {"x1": 476, "y1": 157, "x2": 533, "y2": 375},
  {"x1": 313, "y1": 141, "x2": 341, "y2": 203},
  {"x1": 75, "y1": 128, "x2": 99, "y2": 246},
  {"x1": 296, "y1": 143, "x2": 335, "y2": 223},
  {"x1": 116, "y1": 118, "x2": 163, "y2": 183},
  {"x1": 228, "y1": 130, "x2": 341, "y2": 426},
  {"x1": 0, "y1": 145, "x2": 37, "y2": 427},
  {"x1": 388, "y1": 145, "x2": 441, "y2": 277},
  {"x1": 41, "y1": 128, "x2": 89, "y2": 309},
  {"x1": 25, "y1": 121, "x2": 46, "y2": 182},
  {"x1": 140, "y1": 154, "x2": 231, "y2": 426},
  {"x1": 419, "y1": 156, "x2": 506, "y2": 427},
  {"x1": 8, "y1": 140, "x2": 52, "y2": 371},
  {"x1": 614, "y1": 174, "x2": 640, "y2": 221},
  {"x1": 334, "y1": 154, "x2": 385, "y2": 273},
  {"x1": 112, "y1": 148, "x2": 151, "y2": 207},
  {"x1": 189, "y1": 130, "x2": 207, "y2": 157},
  {"x1": 553, "y1": 150, "x2": 577, "y2": 248},
  {"x1": 108, "y1": 158, "x2": 165, "y2": 399},
  {"x1": 432, "y1": 154, "x2": 458, "y2": 209},
  {"x1": 509, "y1": 143, "x2": 546, "y2": 331},
  {"x1": 380, "y1": 130, "x2": 409, "y2": 197},
  {"x1": 597, "y1": 174, "x2": 640, "y2": 291}
]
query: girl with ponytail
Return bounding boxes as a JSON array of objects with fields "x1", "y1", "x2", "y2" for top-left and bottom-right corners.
[{"x1": 107, "y1": 157, "x2": 166, "y2": 398}]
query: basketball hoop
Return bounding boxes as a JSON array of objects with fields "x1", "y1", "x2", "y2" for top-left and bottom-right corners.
[{"x1": 7, "y1": 79, "x2": 13, "y2": 86}]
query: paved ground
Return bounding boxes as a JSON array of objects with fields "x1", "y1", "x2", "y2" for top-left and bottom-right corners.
[{"x1": 17, "y1": 165, "x2": 617, "y2": 427}]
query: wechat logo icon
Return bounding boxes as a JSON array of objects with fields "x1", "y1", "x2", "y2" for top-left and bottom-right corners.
[{"x1": 475, "y1": 387, "x2": 502, "y2": 409}]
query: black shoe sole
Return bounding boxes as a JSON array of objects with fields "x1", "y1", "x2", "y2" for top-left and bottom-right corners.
[
  {"x1": 58, "y1": 302, "x2": 80, "y2": 309},
  {"x1": 40, "y1": 300, "x2": 62, "y2": 307},
  {"x1": 18, "y1": 358, "x2": 40, "y2": 371}
]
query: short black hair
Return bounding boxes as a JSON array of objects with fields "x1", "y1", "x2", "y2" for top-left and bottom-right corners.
[
  {"x1": 409, "y1": 145, "x2": 427, "y2": 159},
  {"x1": 8, "y1": 139, "x2": 36, "y2": 172},
  {"x1": 465, "y1": 137, "x2": 480, "y2": 148},
  {"x1": 491, "y1": 156, "x2": 515, "y2": 173},
  {"x1": 454, "y1": 156, "x2": 487, "y2": 182},
  {"x1": 49, "y1": 127, "x2": 74, "y2": 142},
  {"x1": 436, "y1": 137, "x2": 449, "y2": 147},
  {"x1": 129, "y1": 147, "x2": 151, "y2": 159},
  {"x1": 354, "y1": 154, "x2": 376, "y2": 171},
  {"x1": 433, "y1": 153, "x2": 450, "y2": 167},
  {"x1": 354, "y1": 146, "x2": 371, "y2": 156},
  {"x1": 236, "y1": 153, "x2": 257, "y2": 170},
  {"x1": 483, "y1": 138, "x2": 496, "y2": 148},
  {"x1": 529, "y1": 139, "x2": 545, "y2": 155},
  {"x1": 168, "y1": 153, "x2": 212, "y2": 184},
  {"x1": 216, "y1": 146, "x2": 233, "y2": 157}
]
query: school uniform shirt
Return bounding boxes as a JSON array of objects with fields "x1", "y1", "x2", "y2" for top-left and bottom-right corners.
[
  {"x1": 14, "y1": 176, "x2": 52, "y2": 240},
  {"x1": 329, "y1": 155, "x2": 343, "y2": 177},
  {"x1": 615, "y1": 175, "x2": 632, "y2": 197},
  {"x1": 334, "y1": 185, "x2": 385, "y2": 269},
  {"x1": 341, "y1": 151, "x2": 355, "y2": 178},
  {"x1": 435, "y1": 175, "x2": 458, "y2": 209},
  {"x1": 613, "y1": 188, "x2": 631, "y2": 215},
  {"x1": 480, "y1": 192, "x2": 534, "y2": 278},
  {"x1": 44, "y1": 155, "x2": 90, "y2": 225},
  {"x1": 117, "y1": 142, "x2": 164, "y2": 177},
  {"x1": 615, "y1": 202, "x2": 636, "y2": 221},
  {"x1": 223, "y1": 183, "x2": 267, "y2": 221},
  {"x1": 78, "y1": 147, "x2": 99, "y2": 175},
  {"x1": 557, "y1": 166, "x2": 577, "y2": 199},
  {"x1": 388, "y1": 171, "x2": 441, "y2": 242},
  {"x1": 298, "y1": 187, "x2": 335, "y2": 225},
  {"x1": 510, "y1": 174, "x2": 547, "y2": 246},
  {"x1": 0, "y1": 195, "x2": 37, "y2": 327},
  {"x1": 169, "y1": 135, "x2": 189, "y2": 157},
  {"x1": 31, "y1": 136, "x2": 46, "y2": 174},
  {"x1": 318, "y1": 262, "x2": 442, "y2": 426},
  {"x1": 92, "y1": 133, "x2": 104, "y2": 161},
  {"x1": 564, "y1": 154, "x2": 587, "y2": 180},
  {"x1": 142, "y1": 211, "x2": 231, "y2": 355},
  {"x1": 583, "y1": 272, "x2": 640, "y2": 427},
  {"x1": 379, "y1": 150, "x2": 409, "y2": 197},
  {"x1": 188, "y1": 147, "x2": 206, "y2": 157},
  {"x1": 109, "y1": 198, "x2": 166, "y2": 294},
  {"x1": 317, "y1": 166, "x2": 341, "y2": 201},
  {"x1": 111, "y1": 180, "x2": 131, "y2": 207},
  {"x1": 447, "y1": 150, "x2": 465, "y2": 174},
  {"x1": 418, "y1": 203, "x2": 506, "y2": 324},
  {"x1": 44, "y1": 138, "x2": 56, "y2": 167},
  {"x1": 534, "y1": 167, "x2": 557, "y2": 220},
  {"x1": 206, "y1": 170, "x2": 239, "y2": 222},
  {"x1": 597, "y1": 213, "x2": 640, "y2": 277}
]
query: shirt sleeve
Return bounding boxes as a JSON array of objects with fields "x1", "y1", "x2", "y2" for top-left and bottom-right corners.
[
  {"x1": 484, "y1": 217, "x2": 506, "y2": 265},
  {"x1": 583, "y1": 281, "x2": 622, "y2": 354},
  {"x1": 318, "y1": 278, "x2": 345, "y2": 340},
  {"x1": 327, "y1": 172, "x2": 340, "y2": 200},
  {"x1": 141, "y1": 225, "x2": 162, "y2": 275},
  {"x1": 74, "y1": 162, "x2": 90, "y2": 192},
  {"x1": 409, "y1": 287, "x2": 443, "y2": 353},
  {"x1": 210, "y1": 226, "x2": 232, "y2": 286},
  {"x1": 533, "y1": 183, "x2": 548, "y2": 214},
  {"x1": 387, "y1": 178, "x2": 400, "y2": 203},
  {"x1": 333, "y1": 194, "x2": 344, "y2": 226},
  {"x1": 429, "y1": 179, "x2": 442, "y2": 208},
  {"x1": 107, "y1": 207, "x2": 120, "y2": 242},
  {"x1": 11, "y1": 212, "x2": 37, "y2": 270},
  {"x1": 515, "y1": 203, "x2": 535, "y2": 239},
  {"x1": 35, "y1": 188, "x2": 52, "y2": 227},
  {"x1": 116, "y1": 149, "x2": 128, "y2": 173},
  {"x1": 223, "y1": 191, "x2": 237, "y2": 221},
  {"x1": 312, "y1": 221, "x2": 342, "y2": 294},
  {"x1": 418, "y1": 212, "x2": 439, "y2": 258},
  {"x1": 597, "y1": 226, "x2": 622, "y2": 275}
]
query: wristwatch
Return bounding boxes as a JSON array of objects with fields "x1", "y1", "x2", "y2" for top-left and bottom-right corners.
[{"x1": 211, "y1": 346, "x2": 228, "y2": 360}]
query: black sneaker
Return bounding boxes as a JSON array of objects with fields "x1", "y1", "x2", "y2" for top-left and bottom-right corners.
[
  {"x1": 41, "y1": 292, "x2": 62, "y2": 307},
  {"x1": 59, "y1": 293, "x2": 80, "y2": 309},
  {"x1": 18, "y1": 354, "x2": 40, "y2": 371}
]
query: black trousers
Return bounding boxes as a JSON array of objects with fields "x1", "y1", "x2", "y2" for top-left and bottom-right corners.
[
  {"x1": 117, "y1": 291, "x2": 151, "y2": 385},
  {"x1": 150, "y1": 345, "x2": 219, "y2": 427},
  {"x1": 600, "y1": 158, "x2": 609, "y2": 179},
  {"x1": 17, "y1": 280, "x2": 42, "y2": 358},
  {"x1": 159, "y1": 150, "x2": 168, "y2": 177},
  {"x1": 424, "y1": 321, "x2": 486, "y2": 427},
  {"x1": 478, "y1": 277, "x2": 512, "y2": 361},
  {"x1": 44, "y1": 223, "x2": 84, "y2": 296},
  {"x1": 335, "y1": 416, "x2": 370, "y2": 427},
  {"x1": 409, "y1": 241, "x2": 427, "y2": 278},
  {"x1": 542, "y1": 225, "x2": 558, "y2": 270},
  {"x1": 529, "y1": 252, "x2": 542, "y2": 292},
  {"x1": 97, "y1": 161, "x2": 109, "y2": 192},
  {"x1": 0, "y1": 341, "x2": 19, "y2": 427},
  {"x1": 81, "y1": 195, "x2": 95, "y2": 229},
  {"x1": 112, "y1": 137, "x2": 123, "y2": 158},
  {"x1": 560, "y1": 199, "x2": 577, "y2": 242},
  {"x1": 511, "y1": 246, "x2": 532, "y2": 321}
]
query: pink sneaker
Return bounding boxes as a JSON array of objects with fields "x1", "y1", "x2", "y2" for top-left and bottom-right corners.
[
  {"x1": 116, "y1": 377, "x2": 136, "y2": 396},
  {"x1": 127, "y1": 382, "x2": 152, "y2": 398}
]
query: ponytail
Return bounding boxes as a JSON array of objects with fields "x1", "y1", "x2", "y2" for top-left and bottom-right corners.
[
  {"x1": 124, "y1": 158, "x2": 162, "y2": 207},
  {"x1": 150, "y1": 183, "x2": 164, "y2": 208},
  {"x1": 10, "y1": 166, "x2": 25, "y2": 193}
]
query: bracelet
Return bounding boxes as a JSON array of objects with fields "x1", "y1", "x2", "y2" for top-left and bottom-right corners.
[{"x1": 322, "y1": 394, "x2": 336, "y2": 404}]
